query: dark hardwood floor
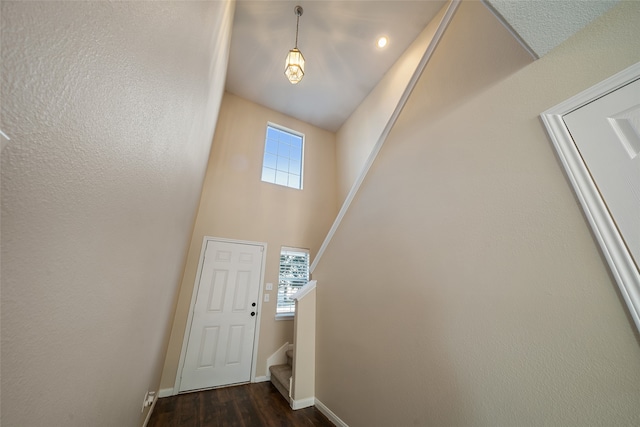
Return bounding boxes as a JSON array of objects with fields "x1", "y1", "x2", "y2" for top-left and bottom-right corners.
[{"x1": 147, "y1": 382, "x2": 335, "y2": 427}]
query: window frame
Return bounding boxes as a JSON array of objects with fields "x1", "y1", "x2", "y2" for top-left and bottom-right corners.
[
  {"x1": 261, "y1": 122, "x2": 305, "y2": 190},
  {"x1": 275, "y1": 246, "x2": 310, "y2": 318}
]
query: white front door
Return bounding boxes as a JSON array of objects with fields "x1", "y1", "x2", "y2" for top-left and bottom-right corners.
[
  {"x1": 179, "y1": 239, "x2": 264, "y2": 392},
  {"x1": 563, "y1": 77, "x2": 640, "y2": 265}
]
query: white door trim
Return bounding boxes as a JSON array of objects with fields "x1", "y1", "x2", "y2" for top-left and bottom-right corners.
[
  {"x1": 541, "y1": 61, "x2": 640, "y2": 333},
  {"x1": 173, "y1": 236, "x2": 268, "y2": 394}
]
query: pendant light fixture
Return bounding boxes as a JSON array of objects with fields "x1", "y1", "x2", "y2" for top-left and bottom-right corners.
[{"x1": 285, "y1": 5, "x2": 305, "y2": 84}]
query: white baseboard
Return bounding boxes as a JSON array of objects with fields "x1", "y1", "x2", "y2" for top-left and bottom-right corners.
[
  {"x1": 158, "y1": 388, "x2": 174, "y2": 398},
  {"x1": 253, "y1": 376, "x2": 270, "y2": 383},
  {"x1": 141, "y1": 394, "x2": 158, "y2": 427},
  {"x1": 315, "y1": 398, "x2": 349, "y2": 427},
  {"x1": 291, "y1": 396, "x2": 315, "y2": 410}
]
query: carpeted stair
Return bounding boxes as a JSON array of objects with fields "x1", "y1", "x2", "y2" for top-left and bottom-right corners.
[{"x1": 269, "y1": 349, "x2": 293, "y2": 403}]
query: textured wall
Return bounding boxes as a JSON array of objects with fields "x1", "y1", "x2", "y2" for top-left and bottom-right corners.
[
  {"x1": 314, "y1": 1, "x2": 640, "y2": 426},
  {"x1": 488, "y1": 0, "x2": 619, "y2": 57},
  {"x1": 160, "y1": 92, "x2": 338, "y2": 390},
  {"x1": 0, "y1": 1, "x2": 233, "y2": 425}
]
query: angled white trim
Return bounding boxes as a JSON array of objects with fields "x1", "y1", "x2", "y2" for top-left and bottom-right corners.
[
  {"x1": 141, "y1": 393, "x2": 158, "y2": 427},
  {"x1": 480, "y1": 0, "x2": 538, "y2": 60},
  {"x1": 265, "y1": 341, "x2": 290, "y2": 379},
  {"x1": 0, "y1": 129, "x2": 10, "y2": 153},
  {"x1": 291, "y1": 396, "x2": 315, "y2": 410},
  {"x1": 292, "y1": 280, "x2": 316, "y2": 301},
  {"x1": 253, "y1": 376, "x2": 270, "y2": 383},
  {"x1": 310, "y1": 0, "x2": 461, "y2": 273},
  {"x1": 174, "y1": 236, "x2": 268, "y2": 393},
  {"x1": 158, "y1": 388, "x2": 174, "y2": 398},
  {"x1": 315, "y1": 398, "x2": 349, "y2": 427},
  {"x1": 541, "y1": 61, "x2": 640, "y2": 333}
]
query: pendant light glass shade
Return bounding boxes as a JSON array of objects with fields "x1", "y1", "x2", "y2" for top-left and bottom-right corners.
[
  {"x1": 285, "y1": 6, "x2": 305, "y2": 84},
  {"x1": 285, "y1": 48, "x2": 305, "y2": 84}
]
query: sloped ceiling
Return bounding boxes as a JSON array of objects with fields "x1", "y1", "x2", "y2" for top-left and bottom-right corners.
[{"x1": 225, "y1": 0, "x2": 619, "y2": 132}]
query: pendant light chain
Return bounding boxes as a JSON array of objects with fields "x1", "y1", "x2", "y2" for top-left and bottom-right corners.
[{"x1": 295, "y1": 14, "x2": 300, "y2": 49}]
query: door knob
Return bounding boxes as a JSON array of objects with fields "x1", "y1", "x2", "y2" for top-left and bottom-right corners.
[
  {"x1": 252, "y1": 302, "x2": 256, "y2": 307},
  {"x1": 251, "y1": 312, "x2": 256, "y2": 316}
]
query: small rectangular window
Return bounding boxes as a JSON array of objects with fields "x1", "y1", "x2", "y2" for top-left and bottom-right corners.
[
  {"x1": 277, "y1": 247, "x2": 310, "y2": 314},
  {"x1": 262, "y1": 123, "x2": 304, "y2": 190}
]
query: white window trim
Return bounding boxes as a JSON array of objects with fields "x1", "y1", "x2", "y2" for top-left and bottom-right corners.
[
  {"x1": 262, "y1": 122, "x2": 305, "y2": 190},
  {"x1": 276, "y1": 246, "x2": 309, "y2": 317},
  {"x1": 275, "y1": 313, "x2": 295, "y2": 321}
]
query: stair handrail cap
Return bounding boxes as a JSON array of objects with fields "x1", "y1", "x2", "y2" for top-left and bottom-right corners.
[{"x1": 293, "y1": 280, "x2": 317, "y2": 301}]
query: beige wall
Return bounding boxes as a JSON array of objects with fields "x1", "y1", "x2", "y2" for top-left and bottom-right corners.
[
  {"x1": 292, "y1": 286, "x2": 316, "y2": 403},
  {"x1": 336, "y1": 3, "x2": 449, "y2": 203},
  {"x1": 0, "y1": 1, "x2": 233, "y2": 426},
  {"x1": 314, "y1": 1, "x2": 640, "y2": 426},
  {"x1": 160, "y1": 92, "x2": 338, "y2": 389}
]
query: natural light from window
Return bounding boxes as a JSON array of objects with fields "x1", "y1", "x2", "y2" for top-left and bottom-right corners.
[
  {"x1": 261, "y1": 124, "x2": 304, "y2": 190},
  {"x1": 276, "y1": 247, "x2": 310, "y2": 315}
]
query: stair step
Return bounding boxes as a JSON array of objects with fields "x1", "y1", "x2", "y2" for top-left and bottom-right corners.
[
  {"x1": 270, "y1": 364, "x2": 292, "y2": 388},
  {"x1": 269, "y1": 364, "x2": 292, "y2": 403},
  {"x1": 286, "y1": 349, "x2": 293, "y2": 366}
]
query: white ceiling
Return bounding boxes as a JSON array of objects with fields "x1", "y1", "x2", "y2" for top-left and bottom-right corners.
[
  {"x1": 225, "y1": 0, "x2": 618, "y2": 132},
  {"x1": 225, "y1": 0, "x2": 446, "y2": 132}
]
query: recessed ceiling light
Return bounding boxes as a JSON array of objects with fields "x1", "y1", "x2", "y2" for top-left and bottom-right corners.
[{"x1": 377, "y1": 36, "x2": 388, "y2": 49}]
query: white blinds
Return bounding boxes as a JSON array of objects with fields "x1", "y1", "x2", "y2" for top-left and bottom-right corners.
[{"x1": 277, "y1": 248, "x2": 309, "y2": 314}]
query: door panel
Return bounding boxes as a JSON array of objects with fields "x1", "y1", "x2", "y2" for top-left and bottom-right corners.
[
  {"x1": 226, "y1": 325, "x2": 244, "y2": 365},
  {"x1": 563, "y1": 78, "x2": 640, "y2": 266},
  {"x1": 180, "y1": 240, "x2": 263, "y2": 392},
  {"x1": 198, "y1": 326, "x2": 220, "y2": 368},
  {"x1": 207, "y1": 270, "x2": 227, "y2": 312},
  {"x1": 542, "y1": 63, "x2": 640, "y2": 333}
]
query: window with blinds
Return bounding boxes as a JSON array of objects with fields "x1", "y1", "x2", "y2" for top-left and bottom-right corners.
[{"x1": 277, "y1": 247, "x2": 310, "y2": 314}]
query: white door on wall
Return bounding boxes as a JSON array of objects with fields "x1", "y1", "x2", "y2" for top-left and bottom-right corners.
[
  {"x1": 542, "y1": 62, "x2": 640, "y2": 333},
  {"x1": 179, "y1": 239, "x2": 264, "y2": 392},
  {"x1": 563, "y1": 78, "x2": 640, "y2": 267}
]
